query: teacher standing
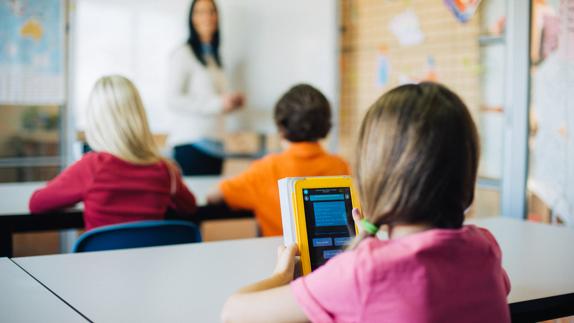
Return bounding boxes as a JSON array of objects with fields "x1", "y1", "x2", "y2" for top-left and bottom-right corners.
[{"x1": 167, "y1": 0, "x2": 244, "y2": 175}]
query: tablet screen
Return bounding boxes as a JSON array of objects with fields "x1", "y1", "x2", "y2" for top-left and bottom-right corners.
[{"x1": 302, "y1": 187, "x2": 355, "y2": 270}]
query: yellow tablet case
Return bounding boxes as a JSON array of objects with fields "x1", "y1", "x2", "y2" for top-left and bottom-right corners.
[{"x1": 279, "y1": 176, "x2": 360, "y2": 275}]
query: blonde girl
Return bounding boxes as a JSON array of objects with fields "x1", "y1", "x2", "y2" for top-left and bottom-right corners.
[
  {"x1": 30, "y1": 75, "x2": 197, "y2": 230},
  {"x1": 221, "y1": 82, "x2": 510, "y2": 323},
  {"x1": 85, "y1": 75, "x2": 161, "y2": 164}
]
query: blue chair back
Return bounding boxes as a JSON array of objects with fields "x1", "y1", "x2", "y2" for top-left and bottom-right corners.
[{"x1": 73, "y1": 220, "x2": 202, "y2": 253}]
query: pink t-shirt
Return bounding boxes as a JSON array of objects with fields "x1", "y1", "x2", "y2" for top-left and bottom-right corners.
[{"x1": 291, "y1": 225, "x2": 511, "y2": 323}]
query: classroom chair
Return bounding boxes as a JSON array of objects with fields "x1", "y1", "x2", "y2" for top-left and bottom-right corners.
[{"x1": 72, "y1": 220, "x2": 202, "y2": 253}]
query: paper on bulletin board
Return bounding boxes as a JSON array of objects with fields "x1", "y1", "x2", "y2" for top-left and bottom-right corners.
[
  {"x1": 559, "y1": 0, "x2": 574, "y2": 61},
  {"x1": 388, "y1": 10, "x2": 424, "y2": 46},
  {"x1": 397, "y1": 55, "x2": 439, "y2": 85},
  {"x1": 424, "y1": 55, "x2": 438, "y2": 82},
  {"x1": 376, "y1": 46, "x2": 390, "y2": 88},
  {"x1": 0, "y1": 0, "x2": 66, "y2": 105},
  {"x1": 443, "y1": 0, "x2": 482, "y2": 23},
  {"x1": 532, "y1": 1, "x2": 560, "y2": 65}
]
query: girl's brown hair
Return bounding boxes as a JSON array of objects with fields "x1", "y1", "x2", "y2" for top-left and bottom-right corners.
[{"x1": 351, "y1": 82, "x2": 479, "y2": 248}]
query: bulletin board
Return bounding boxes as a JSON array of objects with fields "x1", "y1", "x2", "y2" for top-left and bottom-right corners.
[
  {"x1": 528, "y1": 0, "x2": 574, "y2": 225},
  {"x1": 339, "y1": 0, "x2": 483, "y2": 160}
]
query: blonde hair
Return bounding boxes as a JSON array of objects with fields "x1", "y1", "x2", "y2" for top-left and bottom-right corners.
[
  {"x1": 350, "y1": 82, "x2": 479, "y2": 249},
  {"x1": 86, "y1": 75, "x2": 161, "y2": 164}
]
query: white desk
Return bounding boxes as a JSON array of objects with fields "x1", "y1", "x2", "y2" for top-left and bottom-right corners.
[
  {"x1": 0, "y1": 176, "x2": 224, "y2": 257},
  {"x1": 0, "y1": 176, "x2": 219, "y2": 216},
  {"x1": 15, "y1": 238, "x2": 279, "y2": 323},
  {"x1": 0, "y1": 258, "x2": 87, "y2": 323},
  {"x1": 0, "y1": 182, "x2": 44, "y2": 216},
  {"x1": 12, "y1": 218, "x2": 574, "y2": 322},
  {"x1": 473, "y1": 218, "x2": 574, "y2": 305},
  {"x1": 471, "y1": 218, "x2": 574, "y2": 321},
  {"x1": 183, "y1": 176, "x2": 219, "y2": 206}
]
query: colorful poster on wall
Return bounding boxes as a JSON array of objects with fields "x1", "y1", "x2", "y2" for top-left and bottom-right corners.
[
  {"x1": 559, "y1": 0, "x2": 574, "y2": 61},
  {"x1": 397, "y1": 55, "x2": 439, "y2": 85},
  {"x1": 443, "y1": 0, "x2": 482, "y2": 23},
  {"x1": 388, "y1": 10, "x2": 424, "y2": 46},
  {"x1": 0, "y1": 0, "x2": 65, "y2": 105},
  {"x1": 532, "y1": 1, "x2": 560, "y2": 65},
  {"x1": 423, "y1": 55, "x2": 438, "y2": 82},
  {"x1": 376, "y1": 46, "x2": 390, "y2": 88}
]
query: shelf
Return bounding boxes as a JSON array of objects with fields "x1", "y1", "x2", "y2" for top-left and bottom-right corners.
[
  {"x1": 0, "y1": 157, "x2": 61, "y2": 168},
  {"x1": 477, "y1": 177, "x2": 501, "y2": 190},
  {"x1": 479, "y1": 34, "x2": 505, "y2": 46}
]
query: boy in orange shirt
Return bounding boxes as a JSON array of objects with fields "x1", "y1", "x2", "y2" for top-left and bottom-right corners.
[{"x1": 206, "y1": 84, "x2": 349, "y2": 236}]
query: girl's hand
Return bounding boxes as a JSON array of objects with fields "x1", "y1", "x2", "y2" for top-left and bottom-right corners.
[
  {"x1": 352, "y1": 208, "x2": 364, "y2": 234},
  {"x1": 205, "y1": 188, "x2": 224, "y2": 205},
  {"x1": 273, "y1": 244, "x2": 299, "y2": 284}
]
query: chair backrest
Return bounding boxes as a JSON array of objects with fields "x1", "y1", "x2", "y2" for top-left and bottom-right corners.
[{"x1": 73, "y1": 220, "x2": 202, "y2": 253}]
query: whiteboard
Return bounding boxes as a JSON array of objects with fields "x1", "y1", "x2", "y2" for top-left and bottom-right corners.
[
  {"x1": 71, "y1": 0, "x2": 339, "y2": 137},
  {"x1": 528, "y1": 0, "x2": 574, "y2": 225}
]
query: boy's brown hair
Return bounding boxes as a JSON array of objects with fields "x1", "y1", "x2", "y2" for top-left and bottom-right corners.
[
  {"x1": 274, "y1": 84, "x2": 331, "y2": 142},
  {"x1": 351, "y1": 82, "x2": 479, "y2": 248}
]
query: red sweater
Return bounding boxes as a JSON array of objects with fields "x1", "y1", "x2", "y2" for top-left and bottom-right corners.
[{"x1": 29, "y1": 152, "x2": 197, "y2": 230}]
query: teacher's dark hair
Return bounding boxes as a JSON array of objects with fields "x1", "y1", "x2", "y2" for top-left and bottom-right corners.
[{"x1": 187, "y1": 0, "x2": 222, "y2": 67}]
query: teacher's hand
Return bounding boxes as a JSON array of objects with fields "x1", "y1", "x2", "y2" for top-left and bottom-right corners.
[
  {"x1": 233, "y1": 93, "x2": 246, "y2": 108},
  {"x1": 222, "y1": 93, "x2": 245, "y2": 113}
]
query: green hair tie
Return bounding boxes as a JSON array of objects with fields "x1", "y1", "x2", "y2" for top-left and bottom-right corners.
[{"x1": 361, "y1": 218, "x2": 379, "y2": 235}]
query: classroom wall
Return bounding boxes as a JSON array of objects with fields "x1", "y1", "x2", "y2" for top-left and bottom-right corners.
[
  {"x1": 478, "y1": 0, "x2": 506, "y2": 179},
  {"x1": 337, "y1": 0, "x2": 512, "y2": 218},
  {"x1": 338, "y1": 0, "x2": 482, "y2": 161},
  {"x1": 72, "y1": 0, "x2": 338, "y2": 137}
]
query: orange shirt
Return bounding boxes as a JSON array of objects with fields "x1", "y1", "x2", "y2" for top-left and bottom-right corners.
[{"x1": 220, "y1": 142, "x2": 350, "y2": 236}]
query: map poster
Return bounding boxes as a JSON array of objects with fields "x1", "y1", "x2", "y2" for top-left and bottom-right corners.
[{"x1": 0, "y1": 0, "x2": 65, "y2": 105}]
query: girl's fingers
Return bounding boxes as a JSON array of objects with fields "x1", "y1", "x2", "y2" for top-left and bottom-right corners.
[
  {"x1": 274, "y1": 244, "x2": 299, "y2": 278},
  {"x1": 352, "y1": 208, "x2": 363, "y2": 223},
  {"x1": 277, "y1": 245, "x2": 286, "y2": 258},
  {"x1": 277, "y1": 244, "x2": 298, "y2": 259},
  {"x1": 286, "y1": 244, "x2": 299, "y2": 257},
  {"x1": 353, "y1": 208, "x2": 364, "y2": 234}
]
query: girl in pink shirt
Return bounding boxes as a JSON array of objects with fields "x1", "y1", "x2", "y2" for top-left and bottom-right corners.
[
  {"x1": 29, "y1": 76, "x2": 197, "y2": 230},
  {"x1": 221, "y1": 82, "x2": 511, "y2": 323}
]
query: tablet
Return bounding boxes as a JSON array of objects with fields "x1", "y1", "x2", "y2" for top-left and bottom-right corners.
[{"x1": 280, "y1": 176, "x2": 360, "y2": 275}]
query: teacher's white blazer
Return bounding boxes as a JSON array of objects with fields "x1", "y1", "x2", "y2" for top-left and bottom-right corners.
[{"x1": 166, "y1": 45, "x2": 228, "y2": 147}]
